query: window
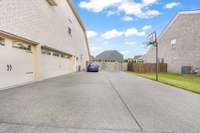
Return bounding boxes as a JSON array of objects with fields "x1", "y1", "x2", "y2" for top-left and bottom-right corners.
[
  {"x1": 12, "y1": 41, "x2": 31, "y2": 51},
  {"x1": 68, "y1": 27, "x2": 72, "y2": 36},
  {"x1": 41, "y1": 46, "x2": 72, "y2": 58},
  {"x1": 0, "y1": 37, "x2": 5, "y2": 46},
  {"x1": 61, "y1": 54, "x2": 70, "y2": 59},
  {"x1": 46, "y1": 0, "x2": 57, "y2": 6},
  {"x1": 68, "y1": 19, "x2": 72, "y2": 24},
  {"x1": 171, "y1": 39, "x2": 176, "y2": 49},
  {"x1": 53, "y1": 52, "x2": 59, "y2": 57},
  {"x1": 41, "y1": 47, "x2": 51, "y2": 55}
]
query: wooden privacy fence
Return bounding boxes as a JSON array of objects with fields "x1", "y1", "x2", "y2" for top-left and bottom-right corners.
[
  {"x1": 87, "y1": 61, "x2": 128, "y2": 72},
  {"x1": 128, "y1": 63, "x2": 167, "y2": 73}
]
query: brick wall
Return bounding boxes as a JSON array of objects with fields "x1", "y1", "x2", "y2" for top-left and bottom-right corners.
[{"x1": 143, "y1": 12, "x2": 200, "y2": 73}]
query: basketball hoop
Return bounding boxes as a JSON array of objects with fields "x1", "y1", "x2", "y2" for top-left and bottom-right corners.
[{"x1": 146, "y1": 32, "x2": 157, "y2": 46}]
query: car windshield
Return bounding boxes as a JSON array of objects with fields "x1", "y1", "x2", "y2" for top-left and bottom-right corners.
[{"x1": 90, "y1": 64, "x2": 97, "y2": 67}]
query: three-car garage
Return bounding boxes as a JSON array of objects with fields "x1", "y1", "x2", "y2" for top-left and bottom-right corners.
[
  {"x1": 0, "y1": 31, "x2": 76, "y2": 90},
  {"x1": 0, "y1": 0, "x2": 90, "y2": 90}
]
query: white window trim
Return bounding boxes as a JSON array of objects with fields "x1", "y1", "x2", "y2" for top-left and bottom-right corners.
[
  {"x1": 171, "y1": 39, "x2": 176, "y2": 49},
  {"x1": 12, "y1": 41, "x2": 31, "y2": 52},
  {"x1": 41, "y1": 49, "x2": 52, "y2": 55}
]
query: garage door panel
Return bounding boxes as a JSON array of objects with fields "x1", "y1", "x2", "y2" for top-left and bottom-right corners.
[
  {"x1": 0, "y1": 43, "x2": 13, "y2": 89},
  {"x1": 40, "y1": 55, "x2": 74, "y2": 79},
  {"x1": 40, "y1": 55, "x2": 61, "y2": 79},
  {"x1": 9, "y1": 48, "x2": 33, "y2": 83},
  {"x1": 0, "y1": 39, "x2": 34, "y2": 89}
]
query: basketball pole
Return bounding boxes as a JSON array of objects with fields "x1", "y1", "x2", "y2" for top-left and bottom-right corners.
[
  {"x1": 147, "y1": 32, "x2": 159, "y2": 81},
  {"x1": 155, "y1": 33, "x2": 159, "y2": 81}
]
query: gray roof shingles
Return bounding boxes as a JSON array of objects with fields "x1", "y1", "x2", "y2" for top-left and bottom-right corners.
[{"x1": 95, "y1": 50, "x2": 124, "y2": 61}]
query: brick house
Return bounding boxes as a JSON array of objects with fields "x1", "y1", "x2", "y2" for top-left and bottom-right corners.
[
  {"x1": 95, "y1": 50, "x2": 124, "y2": 62},
  {"x1": 143, "y1": 10, "x2": 200, "y2": 73}
]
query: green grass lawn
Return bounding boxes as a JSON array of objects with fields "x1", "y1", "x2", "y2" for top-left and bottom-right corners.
[{"x1": 129, "y1": 72, "x2": 200, "y2": 94}]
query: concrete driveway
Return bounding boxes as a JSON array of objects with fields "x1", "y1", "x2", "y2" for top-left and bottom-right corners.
[{"x1": 0, "y1": 72, "x2": 200, "y2": 133}]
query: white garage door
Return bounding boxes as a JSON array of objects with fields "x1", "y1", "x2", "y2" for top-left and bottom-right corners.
[
  {"x1": 40, "y1": 49, "x2": 75, "y2": 79},
  {"x1": 0, "y1": 38, "x2": 34, "y2": 89}
]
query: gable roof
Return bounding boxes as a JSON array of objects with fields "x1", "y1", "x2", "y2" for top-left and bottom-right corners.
[
  {"x1": 134, "y1": 55, "x2": 143, "y2": 60},
  {"x1": 158, "y1": 9, "x2": 200, "y2": 40},
  {"x1": 96, "y1": 50, "x2": 124, "y2": 61}
]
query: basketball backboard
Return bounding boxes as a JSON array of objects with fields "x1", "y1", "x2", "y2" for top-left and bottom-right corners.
[{"x1": 146, "y1": 32, "x2": 157, "y2": 46}]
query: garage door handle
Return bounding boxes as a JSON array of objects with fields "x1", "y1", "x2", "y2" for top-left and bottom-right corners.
[{"x1": 26, "y1": 72, "x2": 33, "y2": 74}]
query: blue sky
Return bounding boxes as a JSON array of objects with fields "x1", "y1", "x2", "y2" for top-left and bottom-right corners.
[{"x1": 72, "y1": 0, "x2": 200, "y2": 58}]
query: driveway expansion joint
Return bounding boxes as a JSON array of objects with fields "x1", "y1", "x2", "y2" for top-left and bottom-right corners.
[
  {"x1": 103, "y1": 73, "x2": 143, "y2": 132},
  {"x1": 0, "y1": 121, "x2": 174, "y2": 133}
]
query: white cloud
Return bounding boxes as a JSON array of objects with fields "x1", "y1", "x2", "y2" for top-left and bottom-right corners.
[
  {"x1": 102, "y1": 29, "x2": 123, "y2": 39},
  {"x1": 142, "y1": 0, "x2": 158, "y2": 5},
  {"x1": 86, "y1": 30, "x2": 98, "y2": 38},
  {"x1": 79, "y1": 0, "x2": 160, "y2": 19},
  {"x1": 103, "y1": 41, "x2": 109, "y2": 45},
  {"x1": 141, "y1": 10, "x2": 160, "y2": 18},
  {"x1": 117, "y1": 1, "x2": 160, "y2": 18},
  {"x1": 90, "y1": 46, "x2": 102, "y2": 56},
  {"x1": 165, "y1": 2, "x2": 180, "y2": 9},
  {"x1": 125, "y1": 41, "x2": 136, "y2": 46},
  {"x1": 102, "y1": 27, "x2": 145, "y2": 40},
  {"x1": 118, "y1": 1, "x2": 143, "y2": 16},
  {"x1": 91, "y1": 46, "x2": 99, "y2": 51},
  {"x1": 124, "y1": 28, "x2": 145, "y2": 37},
  {"x1": 107, "y1": 10, "x2": 117, "y2": 16},
  {"x1": 122, "y1": 16, "x2": 134, "y2": 22},
  {"x1": 79, "y1": 0, "x2": 123, "y2": 12},
  {"x1": 142, "y1": 25, "x2": 152, "y2": 30},
  {"x1": 121, "y1": 50, "x2": 130, "y2": 56}
]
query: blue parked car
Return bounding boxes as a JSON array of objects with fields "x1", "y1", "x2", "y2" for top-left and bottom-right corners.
[{"x1": 87, "y1": 64, "x2": 99, "y2": 72}]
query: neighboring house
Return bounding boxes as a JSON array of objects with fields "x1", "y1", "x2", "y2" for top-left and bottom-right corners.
[
  {"x1": 0, "y1": 0, "x2": 90, "y2": 89},
  {"x1": 134, "y1": 55, "x2": 143, "y2": 60},
  {"x1": 134, "y1": 55, "x2": 144, "y2": 63},
  {"x1": 143, "y1": 10, "x2": 200, "y2": 73},
  {"x1": 95, "y1": 50, "x2": 124, "y2": 62}
]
